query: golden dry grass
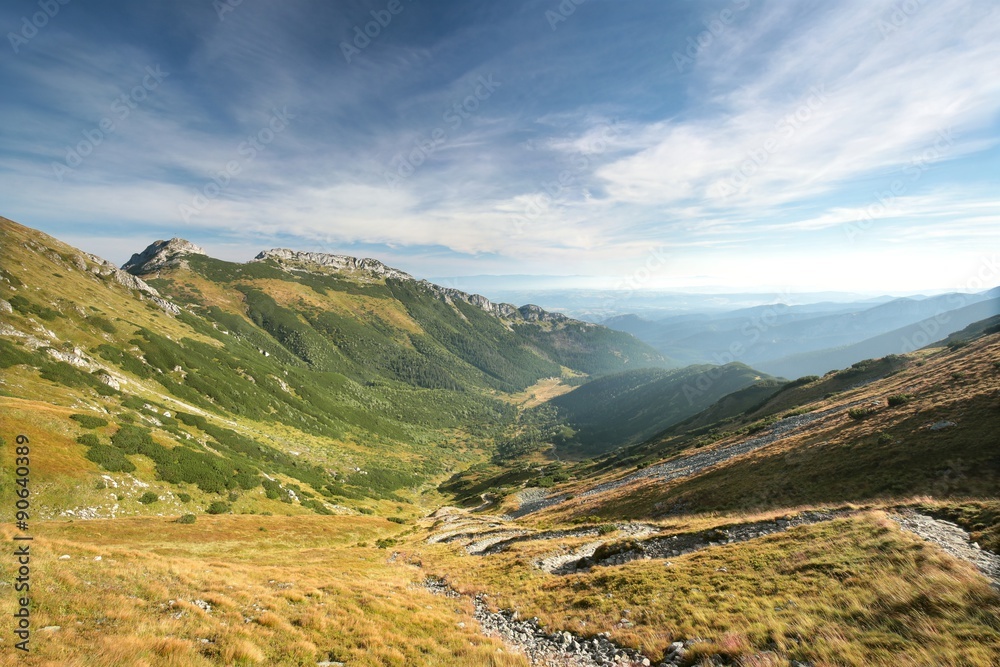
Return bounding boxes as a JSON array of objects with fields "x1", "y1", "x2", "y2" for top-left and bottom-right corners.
[
  {"x1": 0, "y1": 516, "x2": 528, "y2": 666},
  {"x1": 419, "y1": 512, "x2": 1000, "y2": 666}
]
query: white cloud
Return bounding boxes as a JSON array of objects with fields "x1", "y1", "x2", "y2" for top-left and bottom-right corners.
[{"x1": 589, "y1": 0, "x2": 1000, "y2": 209}]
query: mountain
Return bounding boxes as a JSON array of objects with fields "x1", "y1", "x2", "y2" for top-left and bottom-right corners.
[
  {"x1": 604, "y1": 291, "x2": 998, "y2": 374},
  {"x1": 5, "y1": 215, "x2": 1000, "y2": 666},
  {"x1": 546, "y1": 362, "x2": 775, "y2": 454},
  {"x1": 932, "y1": 314, "x2": 1000, "y2": 347},
  {"x1": 759, "y1": 297, "x2": 1000, "y2": 378},
  {"x1": 0, "y1": 216, "x2": 666, "y2": 516}
]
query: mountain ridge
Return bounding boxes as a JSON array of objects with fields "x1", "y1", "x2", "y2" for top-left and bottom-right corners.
[{"x1": 125, "y1": 238, "x2": 579, "y2": 326}]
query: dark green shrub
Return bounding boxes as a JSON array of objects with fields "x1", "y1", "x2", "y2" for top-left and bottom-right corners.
[
  {"x1": 387, "y1": 517, "x2": 406, "y2": 524},
  {"x1": 375, "y1": 538, "x2": 397, "y2": 549},
  {"x1": 262, "y1": 479, "x2": 282, "y2": 500},
  {"x1": 77, "y1": 433, "x2": 101, "y2": 447},
  {"x1": 597, "y1": 524, "x2": 617, "y2": 535},
  {"x1": 111, "y1": 424, "x2": 157, "y2": 454},
  {"x1": 85, "y1": 444, "x2": 135, "y2": 473},
  {"x1": 138, "y1": 491, "x2": 159, "y2": 505},
  {"x1": 8, "y1": 295, "x2": 61, "y2": 320},
  {"x1": 848, "y1": 407, "x2": 876, "y2": 420},
  {"x1": 302, "y1": 499, "x2": 333, "y2": 515},
  {"x1": 70, "y1": 414, "x2": 109, "y2": 429},
  {"x1": 176, "y1": 514, "x2": 196, "y2": 524},
  {"x1": 887, "y1": 394, "x2": 913, "y2": 407},
  {"x1": 88, "y1": 316, "x2": 117, "y2": 333},
  {"x1": 206, "y1": 501, "x2": 230, "y2": 514},
  {"x1": 177, "y1": 493, "x2": 191, "y2": 503}
]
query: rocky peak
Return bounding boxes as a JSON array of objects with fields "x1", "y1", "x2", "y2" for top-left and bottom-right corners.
[
  {"x1": 122, "y1": 238, "x2": 205, "y2": 275},
  {"x1": 518, "y1": 304, "x2": 570, "y2": 324},
  {"x1": 253, "y1": 248, "x2": 414, "y2": 281}
]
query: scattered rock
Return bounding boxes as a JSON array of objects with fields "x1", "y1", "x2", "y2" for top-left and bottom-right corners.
[
  {"x1": 506, "y1": 401, "x2": 868, "y2": 518},
  {"x1": 98, "y1": 373, "x2": 121, "y2": 390},
  {"x1": 891, "y1": 511, "x2": 1000, "y2": 587},
  {"x1": 928, "y1": 421, "x2": 957, "y2": 431},
  {"x1": 425, "y1": 577, "x2": 651, "y2": 666}
]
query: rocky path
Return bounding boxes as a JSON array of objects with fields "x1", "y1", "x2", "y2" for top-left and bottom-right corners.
[
  {"x1": 544, "y1": 510, "x2": 855, "y2": 574},
  {"x1": 890, "y1": 511, "x2": 1000, "y2": 587},
  {"x1": 424, "y1": 506, "x2": 1000, "y2": 665},
  {"x1": 504, "y1": 401, "x2": 866, "y2": 520},
  {"x1": 424, "y1": 577, "x2": 656, "y2": 666}
]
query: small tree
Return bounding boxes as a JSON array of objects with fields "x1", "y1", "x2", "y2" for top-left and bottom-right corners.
[
  {"x1": 206, "y1": 501, "x2": 231, "y2": 515},
  {"x1": 138, "y1": 491, "x2": 159, "y2": 505}
]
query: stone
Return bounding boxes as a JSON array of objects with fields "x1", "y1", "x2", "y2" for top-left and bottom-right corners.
[
  {"x1": 122, "y1": 238, "x2": 206, "y2": 274},
  {"x1": 929, "y1": 420, "x2": 957, "y2": 431},
  {"x1": 98, "y1": 374, "x2": 121, "y2": 390}
]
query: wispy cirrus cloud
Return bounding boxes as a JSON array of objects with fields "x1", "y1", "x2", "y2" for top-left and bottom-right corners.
[{"x1": 0, "y1": 0, "x2": 997, "y2": 290}]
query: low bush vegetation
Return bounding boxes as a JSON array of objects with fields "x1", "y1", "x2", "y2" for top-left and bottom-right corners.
[{"x1": 70, "y1": 413, "x2": 109, "y2": 429}]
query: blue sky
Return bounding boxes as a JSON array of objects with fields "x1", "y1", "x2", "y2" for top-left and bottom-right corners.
[{"x1": 1, "y1": 0, "x2": 998, "y2": 293}]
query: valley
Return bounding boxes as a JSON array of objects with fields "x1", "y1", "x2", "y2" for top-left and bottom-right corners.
[{"x1": 2, "y1": 216, "x2": 1000, "y2": 666}]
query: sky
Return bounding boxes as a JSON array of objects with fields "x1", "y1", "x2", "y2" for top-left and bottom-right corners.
[{"x1": 1, "y1": 0, "x2": 998, "y2": 294}]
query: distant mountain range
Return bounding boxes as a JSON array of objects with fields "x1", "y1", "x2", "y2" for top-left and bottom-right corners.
[{"x1": 603, "y1": 289, "x2": 1000, "y2": 378}]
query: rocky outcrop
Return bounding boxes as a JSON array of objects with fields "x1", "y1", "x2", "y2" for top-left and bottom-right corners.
[
  {"x1": 122, "y1": 238, "x2": 205, "y2": 275},
  {"x1": 253, "y1": 248, "x2": 414, "y2": 281},
  {"x1": 254, "y1": 247, "x2": 572, "y2": 325},
  {"x1": 87, "y1": 252, "x2": 180, "y2": 315},
  {"x1": 519, "y1": 303, "x2": 570, "y2": 324},
  {"x1": 121, "y1": 240, "x2": 574, "y2": 326}
]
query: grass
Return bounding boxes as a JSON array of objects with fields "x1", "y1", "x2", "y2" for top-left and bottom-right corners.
[
  {"x1": 917, "y1": 500, "x2": 1000, "y2": 553},
  {"x1": 533, "y1": 335, "x2": 1000, "y2": 521},
  {"x1": 0, "y1": 516, "x2": 529, "y2": 666},
  {"x1": 421, "y1": 512, "x2": 1000, "y2": 666}
]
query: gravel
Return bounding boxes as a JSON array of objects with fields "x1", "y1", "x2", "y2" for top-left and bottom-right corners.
[
  {"x1": 424, "y1": 577, "x2": 655, "y2": 666},
  {"x1": 890, "y1": 511, "x2": 1000, "y2": 587},
  {"x1": 504, "y1": 401, "x2": 867, "y2": 519}
]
